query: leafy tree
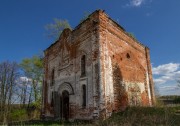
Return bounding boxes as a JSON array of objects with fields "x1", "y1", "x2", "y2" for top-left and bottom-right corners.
[
  {"x1": 20, "y1": 55, "x2": 43, "y2": 106},
  {"x1": 45, "y1": 12, "x2": 91, "y2": 41},
  {"x1": 45, "y1": 19, "x2": 71, "y2": 40},
  {"x1": 17, "y1": 76, "x2": 31, "y2": 107},
  {"x1": 79, "y1": 11, "x2": 90, "y2": 23},
  {"x1": 0, "y1": 61, "x2": 19, "y2": 124}
]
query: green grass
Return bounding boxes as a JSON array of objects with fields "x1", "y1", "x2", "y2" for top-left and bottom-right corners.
[
  {"x1": 97, "y1": 106, "x2": 180, "y2": 126},
  {"x1": 8, "y1": 120, "x2": 89, "y2": 126},
  {"x1": 4, "y1": 106, "x2": 180, "y2": 126}
]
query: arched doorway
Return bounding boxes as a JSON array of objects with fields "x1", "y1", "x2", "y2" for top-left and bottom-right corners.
[
  {"x1": 61, "y1": 90, "x2": 69, "y2": 120},
  {"x1": 58, "y1": 82, "x2": 74, "y2": 120}
]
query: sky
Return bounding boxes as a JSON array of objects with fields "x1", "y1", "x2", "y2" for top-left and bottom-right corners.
[{"x1": 0, "y1": 0, "x2": 180, "y2": 96}]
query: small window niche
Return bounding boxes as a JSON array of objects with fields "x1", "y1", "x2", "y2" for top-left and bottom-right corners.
[
  {"x1": 82, "y1": 85, "x2": 86, "y2": 108},
  {"x1": 126, "y1": 53, "x2": 130, "y2": 59},
  {"x1": 81, "y1": 55, "x2": 86, "y2": 76},
  {"x1": 51, "y1": 69, "x2": 55, "y2": 86},
  {"x1": 51, "y1": 92, "x2": 54, "y2": 108}
]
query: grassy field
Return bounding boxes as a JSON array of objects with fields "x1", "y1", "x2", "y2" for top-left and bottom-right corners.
[
  {"x1": 99, "y1": 106, "x2": 180, "y2": 126},
  {"x1": 3, "y1": 106, "x2": 180, "y2": 126}
]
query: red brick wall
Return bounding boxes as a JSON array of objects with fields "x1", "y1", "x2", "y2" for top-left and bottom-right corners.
[{"x1": 42, "y1": 10, "x2": 155, "y2": 120}]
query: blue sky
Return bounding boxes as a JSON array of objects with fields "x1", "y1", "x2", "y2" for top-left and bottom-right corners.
[{"x1": 0, "y1": 0, "x2": 180, "y2": 95}]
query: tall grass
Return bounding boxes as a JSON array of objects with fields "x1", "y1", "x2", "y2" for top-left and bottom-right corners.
[
  {"x1": 95, "y1": 106, "x2": 180, "y2": 126},
  {"x1": 2, "y1": 106, "x2": 180, "y2": 126}
]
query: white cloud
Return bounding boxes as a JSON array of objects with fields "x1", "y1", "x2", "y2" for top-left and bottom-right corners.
[
  {"x1": 158, "y1": 85, "x2": 180, "y2": 95},
  {"x1": 19, "y1": 76, "x2": 32, "y2": 82},
  {"x1": 15, "y1": 76, "x2": 32, "y2": 88},
  {"x1": 125, "y1": 0, "x2": 145, "y2": 7},
  {"x1": 159, "y1": 86, "x2": 178, "y2": 91},
  {"x1": 131, "y1": 0, "x2": 144, "y2": 7},
  {"x1": 152, "y1": 63, "x2": 180, "y2": 75},
  {"x1": 153, "y1": 62, "x2": 180, "y2": 95},
  {"x1": 153, "y1": 63, "x2": 180, "y2": 85},
  {"x1": 154, "y1": 78, "x2": 166, "y2": 85},
  {"x1": 124, "y1": 0, "x2": 153, "y2": 8}
]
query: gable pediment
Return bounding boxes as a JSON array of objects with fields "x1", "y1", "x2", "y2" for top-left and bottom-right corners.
[
  {"x1": 58, "y1": 28, "x2": 72, "y2": 42},
  {"x1": 58, "y1": 29, "x2": 72, "y2": 67}
]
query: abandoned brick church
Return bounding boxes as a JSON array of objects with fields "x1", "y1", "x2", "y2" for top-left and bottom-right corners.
[{"x1": 42, "y1": 10, "x2": 155, "y2": 120}]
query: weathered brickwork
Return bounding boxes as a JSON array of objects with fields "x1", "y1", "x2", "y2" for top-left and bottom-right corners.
[{"x1": 42, "y1": 10, "x2": 155, "y2": 121}]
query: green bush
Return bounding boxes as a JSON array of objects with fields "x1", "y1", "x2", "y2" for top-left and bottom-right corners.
[
  {"x1": 174, "y1": 97, "x2": 180, "y2": 104},
  {"x1": 10, "y1": 108, "x2": 28, "y2": 121}
]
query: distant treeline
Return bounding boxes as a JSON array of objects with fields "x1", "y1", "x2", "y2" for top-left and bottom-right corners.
[{"x1": 159, "y1": 95, "x2": 180, "y2": 104}]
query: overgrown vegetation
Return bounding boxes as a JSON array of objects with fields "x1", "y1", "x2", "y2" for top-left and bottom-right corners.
[
  {"x1": 0, "y1": 55, "x2": 43, "y2": 124},
  {"x1": 79, "y1": 11, "x2": 91, "y2": 24},
  {"x1": 98, "y1": 106, "x2": 180, "y2": 126},
  {"x1": 45, "y1": 19, "x2": 71, "y2": 40},
  {"x1": 3, "y1": 106, "x2": 180, "y2": 126},
  {"x1": 0, "y1": 61, "x2": 19, "y2": 124},
  {"x1": 126, "y1": 32, "x2": 136, "y2": 40},
  {"x1": 44, "y1": 11, "x2": 91, "y2": 41}
]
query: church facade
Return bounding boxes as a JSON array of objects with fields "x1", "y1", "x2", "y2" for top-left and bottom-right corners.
[{"x1": 42, "y1": 10, "x2": 155, "y2": 120}]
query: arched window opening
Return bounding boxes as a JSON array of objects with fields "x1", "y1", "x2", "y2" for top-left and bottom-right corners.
[
  {"x1": 51, "y1": 69, "x2": 55, "y2": 86},
  {"x1": 82, "y1": 85, "x2": 86, "y2": 107},
  {"x1": 81, "y1": 55, "x2": 86, "y2": 76}
]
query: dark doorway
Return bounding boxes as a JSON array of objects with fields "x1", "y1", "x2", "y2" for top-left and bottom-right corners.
[{"x1": 61, "y1": 90, "x2": 69, "y2": 120}]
